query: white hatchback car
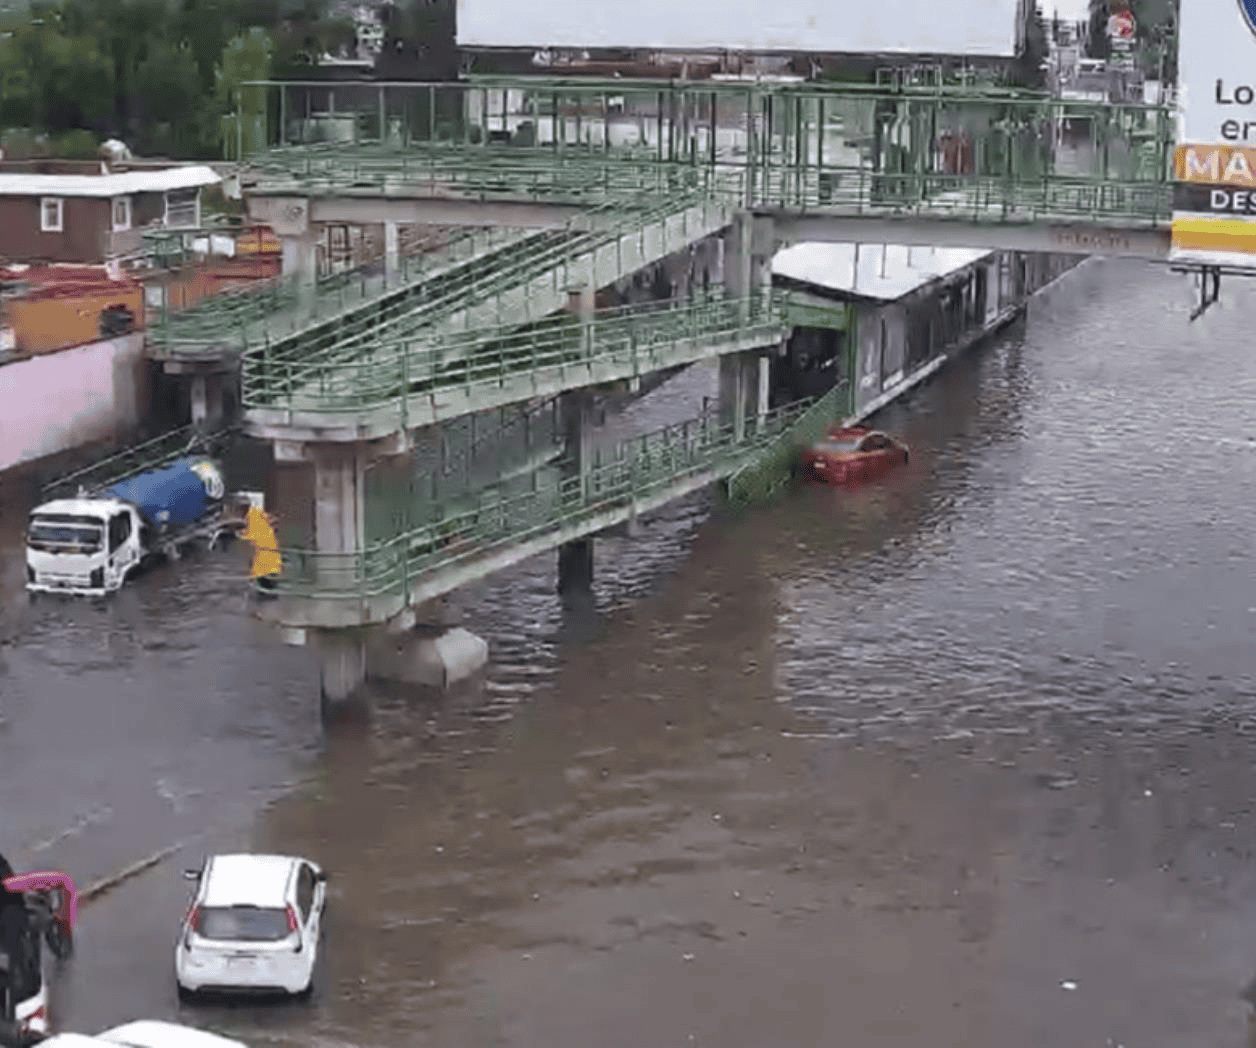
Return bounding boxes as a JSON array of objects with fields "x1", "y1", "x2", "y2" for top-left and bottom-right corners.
[
  {"x1": 39, "y1": 1020, "x2": 248, "y2": 1048},
  {"x1": 174, "y1": 854, "x2": 326, "y2": 999}
]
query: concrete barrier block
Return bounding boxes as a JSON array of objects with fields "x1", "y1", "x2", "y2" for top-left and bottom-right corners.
[{"x1": 369, "y1": 625, "x2": 489, "y2": 689}]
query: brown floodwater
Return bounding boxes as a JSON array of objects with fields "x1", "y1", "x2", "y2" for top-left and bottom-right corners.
[{"x1": 5, "y1": 257, "x2": 1256, "y2": 1047}]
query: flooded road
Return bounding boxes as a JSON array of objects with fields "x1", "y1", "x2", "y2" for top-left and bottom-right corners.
[{"x1": 5, "y1": 256, "x2": 1256, "y2": 1047}]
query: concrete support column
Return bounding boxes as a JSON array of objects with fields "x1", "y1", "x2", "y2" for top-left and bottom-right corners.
[
  {"x1": 311, "y1": 445, "x2": 367, "y2": 594},
  {"x1": 316, "y1": 629, "x2": 366, "y2": 706},
  {"x1": 557, "y1": 537, "x2": 594, "y2": 597},
  {"x1": 719, "y1": 351, "x2": 763, "y2": 443},
  {"x1": 190, "y1": 374, "x2": 208, "y2": 427},
  {"x1": 724, "y1": 211, "x2": 753, "y2": 311},
  {"x1": 749, "y1": 214, "x2": 776, "y2": 295},
  {"x1": 566, "y1": 282, "x2": 595, "y2": 358},
  {"x1": 207, "y1": 374, "x2": 224, "y2": 427},
  {"x1": 281, "y1": 232, "x2": 318, "y2": 309},
  {"x1": 383, "y1": 220, "x2": 400, "y2": 283},
  {"x1": 559, "y1": 388, "x2": 595, "y2": 500},
  {"x1": 757, "y1": 353, "x2": 770, "y2": 432}
]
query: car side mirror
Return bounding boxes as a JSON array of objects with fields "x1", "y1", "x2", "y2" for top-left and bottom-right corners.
[{"x1": 183, "y1": 869, "x2": 201, "y2": 882}]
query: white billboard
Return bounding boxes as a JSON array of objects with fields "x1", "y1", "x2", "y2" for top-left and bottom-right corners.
[
  {"x1": 1170, "y1": 0, "x2": 1256, "y2": 266},
  {"x1": 1177, "y1": 0, "x2": 1256, "y2": 145},
  {"x1": 456, "y1": 0, "x2": 1021, "y2": 57}
]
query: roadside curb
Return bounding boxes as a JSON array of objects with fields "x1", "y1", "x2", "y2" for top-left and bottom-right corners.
[{"x1": 79, "y1": 839, "x2": 192, "y2": 906}]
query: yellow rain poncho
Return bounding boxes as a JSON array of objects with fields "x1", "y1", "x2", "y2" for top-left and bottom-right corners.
[{"x1": 242, "y1": 505, "x2": 282, "y2": 580}]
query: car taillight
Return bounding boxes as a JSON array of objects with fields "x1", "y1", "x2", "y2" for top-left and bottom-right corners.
[
  {"x1": 287, "y1": 905, "x2": 302, "y2": 952},
  {"x1": 184, "y1": 904, "x2": 200, "y2": 946}
]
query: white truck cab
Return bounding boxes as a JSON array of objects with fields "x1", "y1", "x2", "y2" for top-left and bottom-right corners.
[{"x1": 25, "y1": 498, "x2": 143, "y2": 596}]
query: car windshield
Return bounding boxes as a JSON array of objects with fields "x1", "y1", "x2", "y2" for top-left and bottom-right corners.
[
  {"x1": 815, "y1": 439, "x2": 861, "y2": 454},
  {"x1": 28, "y1": 514, "x2": 104, "y2": 554},
  {"x1": 196, "y1": 905, "x2": 290, "y2": 942}
]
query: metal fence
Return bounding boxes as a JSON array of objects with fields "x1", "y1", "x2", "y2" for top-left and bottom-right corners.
[
  {"x1": 725, "y1": 380, "x2": 852, "y2": 506},
  {"x1": 262, "y1": 397, "x2": 817, "y2": 601},
  {"x1": 236, "y1": 78, "x2": 1176, "y2": 226},
  {"x1": 242, "y1": 288, "x2": 787, "y2": 416}
]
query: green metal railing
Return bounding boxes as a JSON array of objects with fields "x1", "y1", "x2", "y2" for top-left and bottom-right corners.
[
  {"x1": 236, "y1": 78, "x2": 1176, "y2": 228},
  {"x1": 238, "y1": 189, "x2": 731, "y2": 380},
  {"x1": 242, "y1": 289, "x2": 786, "y2": 415},
  {"x1": 262, "y1": 398, "x2": 816, "y2": 600},
  {"x1": 243, "y1": 147, "x2": 1172, "y2": 226},
  {"x1": 725, "y1": 380, "x2": 853, "y2": 506},
  {"x1": 39, "y1": 423, "x2": 238, "y2": 501},
  {"x1": 149, "y1": 225, "x2": 546, "y2": 355}
]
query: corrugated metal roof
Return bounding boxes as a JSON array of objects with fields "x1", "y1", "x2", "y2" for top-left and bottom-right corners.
[
  {"x1": 0, "y1": 165, "x2": 220, "y2": 198},
  {"x1": 772, "y1": 242, "x2": 996, "y2": 303}
]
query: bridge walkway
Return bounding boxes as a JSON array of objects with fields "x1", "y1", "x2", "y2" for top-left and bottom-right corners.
[
  {"x1": 253, "y1": 393, "x2": 832, "y2": 629},
  {"x1": 242, "y1": 289, "x2": 791, "y2": 440},
  {"x1": 152, "y1": 191, "x2": 735, "y2": 370}
]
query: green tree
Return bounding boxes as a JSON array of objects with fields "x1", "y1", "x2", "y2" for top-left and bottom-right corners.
[
  {"x1": 215, "y1": 26, "x2": 272, "y2": 158},
  {"x1": 133, "y1": 38, "x2": 215, "y2": 155}
]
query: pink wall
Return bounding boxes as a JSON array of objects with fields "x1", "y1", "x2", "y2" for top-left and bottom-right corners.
[{"x1": 0, "y1": 333, "x2": 146, "y2": 472}]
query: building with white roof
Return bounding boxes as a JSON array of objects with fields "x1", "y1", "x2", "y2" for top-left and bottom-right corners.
[
  {"x1": 770, "y1": 240, "x2": 1083, "y2": 419},
  {"x1": 0, "y1": 160, "x2": 221, "y2": 267}
]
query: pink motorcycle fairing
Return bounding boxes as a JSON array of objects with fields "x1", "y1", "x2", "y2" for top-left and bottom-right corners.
[{"x1": 3, "y1": 871, "x2": 77, "y2": 930}]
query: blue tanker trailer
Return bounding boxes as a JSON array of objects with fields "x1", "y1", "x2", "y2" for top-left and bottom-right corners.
[{"x1": 25, "y1": 456, "x2": 240, "y2": 595}]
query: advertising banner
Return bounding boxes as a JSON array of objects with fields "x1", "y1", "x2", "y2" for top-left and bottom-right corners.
[
  {"x1": 1171, "y1": 0, "x2": 1256, "y2": 264},
  {"x1": 455, "y1": 0, "x2": 1020, "y2": 56}
]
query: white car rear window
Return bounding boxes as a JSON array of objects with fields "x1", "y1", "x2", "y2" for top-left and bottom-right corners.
[{"x1": 196, "y1": 905, "x2": 289, "y2": 941}]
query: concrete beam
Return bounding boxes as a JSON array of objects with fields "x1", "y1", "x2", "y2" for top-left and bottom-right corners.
[
  {"x1": 304, "y1": 196, "x2": 588, "y2": 229},
  {"x1": 770, "y1": 213, "x2": 1171, "y2": 260}
]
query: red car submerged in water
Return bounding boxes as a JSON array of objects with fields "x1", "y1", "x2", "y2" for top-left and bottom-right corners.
[{"x1": 800, "y1": 425, "x2": 910, "y2": 486}]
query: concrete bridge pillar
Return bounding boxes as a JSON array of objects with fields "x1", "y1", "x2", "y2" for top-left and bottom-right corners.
[
  {"x1": 718, "y1": 350, "x2": 770, "y2": 442},
  {"x1": 559, "y1": 387, "x2": 596, "y2": 500},
  {"x1": 383, "y1": 220, "x2": 400, "y2": 283},
  {"x1": 557, "y1": 537, "x2": 594, "y2": 599},
  {"x1": 316, "y1": 629, "x2": 367, "y2": 706},
  {"x1": 266, "y1": 434, "x2": 491, "y2": 708},
  {"x1": 190, "y1": 374, "x2": 208, "y2": 427},
  {"x1": 566, "y1": 282, "x2": 595, "y2": 359},
  {"x1": 188, "y1": 371, "x2": 227, "y2": 429},
  {"x1": 557, "y1": 385, "x2": 596, "y2": 597},
  {"x1": 281, "y1": 231, "x2": 319, "y2": 308},
  {"x1": 307, "y1": 444, "x2": 370, "y2": 703},
  {"x1": 724, "y1": 212, "x2": 776, "y2": 318}
]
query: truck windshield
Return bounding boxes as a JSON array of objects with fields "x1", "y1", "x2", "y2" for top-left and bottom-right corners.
[{"x1": 28, "y1": 515, "x2": 104, "y2": 554}]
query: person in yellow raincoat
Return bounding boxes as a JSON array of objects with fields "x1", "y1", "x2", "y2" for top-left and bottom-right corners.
[{"x1": 242, "y1": 505, "x2": 282, "y2": 593}]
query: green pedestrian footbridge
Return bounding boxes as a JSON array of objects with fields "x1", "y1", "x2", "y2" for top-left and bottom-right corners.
[{"x1": 145, "y1": 75, "x2": 1179, "y2": 640}]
